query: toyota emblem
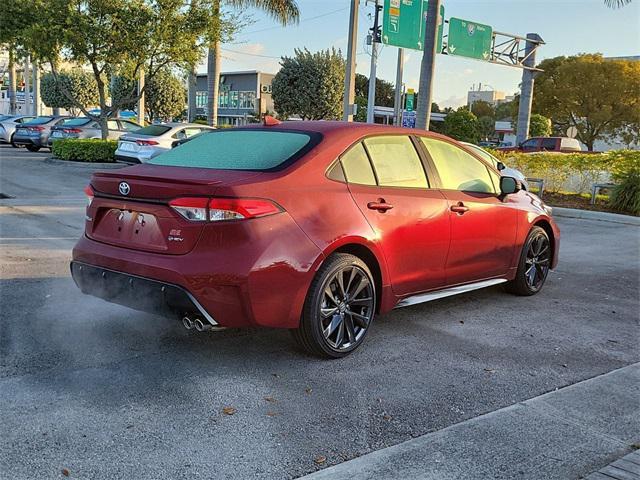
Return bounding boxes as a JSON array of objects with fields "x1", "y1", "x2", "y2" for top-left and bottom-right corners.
[{"x1": 118, "y1": 182, "x2": 130, "y2": 196}]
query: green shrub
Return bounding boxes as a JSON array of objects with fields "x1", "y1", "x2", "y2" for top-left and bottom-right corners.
[
  {"x1": 51, "y1": 139, "x2": 117, "y2": 162},
  {"x1": 610, "y1": 165, "x2": 640, "y2": 215}
]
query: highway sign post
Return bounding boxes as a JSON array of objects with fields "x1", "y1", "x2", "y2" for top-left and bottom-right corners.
[{"x1": 447, "y1": 17, "x2": 492, "y2": 60}]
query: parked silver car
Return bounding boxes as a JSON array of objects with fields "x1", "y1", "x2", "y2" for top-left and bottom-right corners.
[
  {"x1": 114, "y1": 122, "x2": 215, "y2": 163},
  {"x1": 12, "y1": 116, "x2": 71, "y2": 152},
  {"x1": 48, "y1": 117, "x2": 141, "y2": 146},
  {"x1": 0, "y1": 115, "x2": 37, "y2": 145},
  {"x1": 461, "y1": 142, "x2": 529, "y2": 190}
]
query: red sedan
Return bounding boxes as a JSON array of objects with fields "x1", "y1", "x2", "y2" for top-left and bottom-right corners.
[{"x1": 71, "y1": 120, "x2": 559, "y2": 358}]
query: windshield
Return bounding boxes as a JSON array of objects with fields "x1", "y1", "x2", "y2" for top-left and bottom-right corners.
[
  {"x1": 61, "y1": 118, "x2": 93, "y2": 126},
  {"x1": 467, "y1": 144, "x2": 499, "y2": 168},
  {"x1": 132, "y1": 125, "x2": 172, "y2": 137},
  {"x1": 150, "y1": 129, "x2": 315, "y2": 171},
  {"x1": 24, "y1": 117, "x2": 54, "y2": 125}
]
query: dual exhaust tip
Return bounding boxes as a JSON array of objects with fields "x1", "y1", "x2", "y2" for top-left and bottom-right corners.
[{"x1": 182, "y1": 316, "x2": 223, "y2": 332}]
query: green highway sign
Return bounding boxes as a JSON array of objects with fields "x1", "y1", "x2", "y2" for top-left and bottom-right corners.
[
  {"x1": 447, "y1": 17, "x2": 493, "y2": 60},
  {"x1": 405, "y1": 88, "x2": 415, "y2": 112},
  {"x1": 382, "y1": 0, "x2": 444, "y2": 53}
]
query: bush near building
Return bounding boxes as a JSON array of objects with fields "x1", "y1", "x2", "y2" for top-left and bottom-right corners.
[{"x1": 51, "y1": 139, "x2": 117, "y2": 162}]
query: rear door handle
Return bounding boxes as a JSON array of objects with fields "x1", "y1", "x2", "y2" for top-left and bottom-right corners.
[
  {"x1": 367, "y1": 200, "x2": 394, "y2": 212},
  {"x1": 450, "y1": 202, "x2": 469, "y2": 214}
]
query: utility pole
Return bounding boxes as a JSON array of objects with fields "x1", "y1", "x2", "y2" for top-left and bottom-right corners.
[
  {"x1": 342, "y1": 0, "x2": 359, "y2": 122},
  {"x1": 24, "y1": 55, "x2": 31, "y2": 115},
  {"x1": 32, "y1": 60, "x2": 40, "y2": 116},
  {"x1": 187, "y1": 69, "x2": 197, "y2": 122},
  {"x1": 366, "y1": 0, "x2": 382, "y2": 124},
  {"x1": 415, "y1": 0, "x2": 441, "y2": 130},
  {"x1": 393, "y1": 48, "x2": 404, "y2": 126},
  {"x1": 515, "y1": 33, "x2": 542, "y2": 145},
  {"x1": 137, "y1": 68, "x2": 145, "y2": 125}
]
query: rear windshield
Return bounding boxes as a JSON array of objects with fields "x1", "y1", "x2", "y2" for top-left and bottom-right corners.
[
  {"x1": 24, "y1": 116, "x2": 54, "y2": 125},
  {"x1": 133, "y1": 125, "x2": 172, "y2": 137},
  {"x1": 61, "y1": 117, "x2": 92, "y2": 126},
  {"x1": 149, "y1": 129, "x2": 315, "y2": 170},
  {"x1": 0, "y1": 115, "x2": 14, "y2": 122}
]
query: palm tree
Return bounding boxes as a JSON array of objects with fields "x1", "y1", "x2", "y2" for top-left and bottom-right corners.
[
  {"x1": 604, "y1": 0, "x2": 631, "y2": 7},
  {"x1": 206, "y1": 0, "x2": 300, "y2": 127}
]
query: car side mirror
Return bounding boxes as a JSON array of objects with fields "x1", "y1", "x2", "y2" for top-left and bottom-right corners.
[
  {"x1": 500, "y1": 176, "x2": 521, "y2": 195},
  {"x1": 496, "y1": 161, "x2": 506, "y2": 171}
]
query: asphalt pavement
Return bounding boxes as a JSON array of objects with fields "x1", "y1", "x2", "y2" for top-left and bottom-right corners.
[{"x1": 1, "y1": 144, "x2": 638, "y2": 479}]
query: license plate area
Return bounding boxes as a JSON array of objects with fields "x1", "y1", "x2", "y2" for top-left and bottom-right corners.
[
  {"x1": 119, "y1": 142, "x2": 138, "y2": 152},
  {"x1": 93, "y1": 209, "x2": 168, "y2": 252}
]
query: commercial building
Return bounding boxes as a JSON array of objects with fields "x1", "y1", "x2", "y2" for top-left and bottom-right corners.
[
  {"x1": 194, "y1": 70, "x2": 275, "y2": 126},
  {"x1": 467, "y1": 84, "x2": 515, "y2": 107}
]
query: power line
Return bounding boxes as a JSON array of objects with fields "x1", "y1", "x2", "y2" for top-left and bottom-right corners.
[
  {"x1": 236, "y1": 6, "x2": 349, "y2": 37},
  {"x1": 220, "y1": 47, "x2": 281, "y2": 59}
]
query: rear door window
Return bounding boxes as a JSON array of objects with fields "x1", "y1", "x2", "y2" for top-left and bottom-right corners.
[
  {"x1": 341, "y1": 143, "x2": 376, "y2": 185},
  {"x1": 421, "y1": 138, "x2": 496, "y2": 194},
  {"x1": 149, "y1": 129, "x2": 315, "y2": 170},
  {"x1": 363, "y1": 136, "x2": 428, "y2": 188},
  {"x1": 540, "y1": 138, "x2": 557, "y2": 151}
]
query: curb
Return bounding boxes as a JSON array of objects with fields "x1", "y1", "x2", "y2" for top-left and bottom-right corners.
[
  {"x1": 44, "y1": 157, "x2": 126, "y2": 169},
  {"x1": 552, "y1": 206, "x2": 640, "y2": 226}
]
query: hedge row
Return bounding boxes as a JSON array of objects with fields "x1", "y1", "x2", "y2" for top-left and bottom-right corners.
[
  {"x1": 51, "y1": 139, "x2": 118, "y2": 162},
  {"x1": 490, "y1": 150, "x2": 640, "y2": 194}
]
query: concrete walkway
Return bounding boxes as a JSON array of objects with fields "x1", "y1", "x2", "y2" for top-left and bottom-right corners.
[
  {"x1": 300, "y1": 364, "x2": 640, "y2": 480},
  {"x1": 585, "y1": 450, "x2": 640, "y2": 480}
]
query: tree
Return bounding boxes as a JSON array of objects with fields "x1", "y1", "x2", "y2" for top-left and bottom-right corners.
[
  {"x1": 41, "y1": 70, "x2": 99, "y2": 115},
  {"x1": 272, "y1": 48, "x2": 345, "y2": 120},
  {"x1": 529, "y1": 113, "x2": 552, "y2": 137},
  {"x1": 145, "y1": 69, "x2": 186, "y2": 122},
  {"x1": 443, "y1": 107, "x2": 479, "y2": 143},
  {"x1": 470, "y1": 100, "x2": 495, "y2": 119},
  {"x1": 206, "y1": 1, "x2": 299, "y2": 127},
  {"x1": 477, "y1": 116, "x2": 495, "y2": 140},
  {"x1": 354, "y1": 73, "x2": 395, "y2": 108},
  {"x1": 24, "y1": 0, "x2": 212, "y2": 139},
  {"x1": 494, "y1": 96, "x2": 519, "y2": 121},
  {"x1": 533, "y1": 54, "x2": 640, "y2": 150},
  {"x1": 604, "y1": 0, "x2": 631, "y2": 7}
]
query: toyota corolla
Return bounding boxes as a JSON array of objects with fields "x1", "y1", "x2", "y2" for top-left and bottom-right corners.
[{"x1": 71, "y1": 119, "x2": 559, "y2": 358}]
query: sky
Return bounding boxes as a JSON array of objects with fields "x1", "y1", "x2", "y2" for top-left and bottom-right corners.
[{"x1": 201, "y1": 0, "x2": 640, "y2": 108}]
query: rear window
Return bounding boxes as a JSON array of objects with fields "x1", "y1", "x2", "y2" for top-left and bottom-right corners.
[
  {"x1": 150, "y1": 129, "x2": 314, "y2": 170},
  {"x1": 61, "y1": 118, "x2": 92, "y2": 126},
  {"x1": 133, "y1": 125, "x2": 172, "y2": 136},
  {"x1": 0, "y1": 115, "x2": 14, "y2": 122},
  {"x1": 24, "y1": 116, "x2": 54, "y2": 125}
]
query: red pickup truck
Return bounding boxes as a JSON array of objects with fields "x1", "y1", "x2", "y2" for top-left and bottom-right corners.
[{"x1": 498, "y1": 136, "x2": 583, "y2": 153}]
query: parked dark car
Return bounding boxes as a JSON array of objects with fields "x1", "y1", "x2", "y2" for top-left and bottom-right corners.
[
  {"x1": 48, "y1": 117, "x2": 142, "y2": 146},
  {"x1": 71, "y1": 120, "x2": 559, "y2": 358},
  {"x1": 12, "y1": 116, "x2": 70, "y2": 151}
]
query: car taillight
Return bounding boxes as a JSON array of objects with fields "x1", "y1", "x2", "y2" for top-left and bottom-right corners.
[
  {"x1": 28, "y1": 126, "x2": 45, "y2": 132},
  {"x1": 208, "y1": 198, "x2": 281, "y2": 221},
  {"x1": 84, "y1": 185, "x2": 94, "y2": 206},
  {"x1": 169, "y1": 197, "x2": 209, "y2": 221},
  {"x1": 63, "y1": 128, "x2": 82, "y2": 134},
  {"x1": 136, "y1": 139, "x2": 159, "y2": 146},
  {"x1": 169, "y1": 197, "x2": 282, "y2": 222}
]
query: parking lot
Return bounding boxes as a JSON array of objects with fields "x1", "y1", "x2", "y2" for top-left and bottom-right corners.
[{"x1": 1, "y1": 143, "x2": 638, "y2": 479}]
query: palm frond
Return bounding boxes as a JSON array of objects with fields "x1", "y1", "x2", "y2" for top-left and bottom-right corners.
[
  {"x1": 604, "y1": 0, "x2": 632, "y2": 8},
  {"x1": 227, "y1": 0, "x2": 300, "y2": 25}
]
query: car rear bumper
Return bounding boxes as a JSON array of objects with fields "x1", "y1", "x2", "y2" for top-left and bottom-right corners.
[
  {"x1": 13, "y1": 134, "x2": 46, "y2": 147},
  {"x1": 71, "y1": 261, "x2": 219, "y2": 325}
]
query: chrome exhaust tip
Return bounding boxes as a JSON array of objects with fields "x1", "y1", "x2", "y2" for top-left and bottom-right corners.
[
  {"x1": 182, "y1": 316, "x2": 194, "y2": 330},
  {"x1": 194, "y1": 318, "x2": 212, "y2": 332}
]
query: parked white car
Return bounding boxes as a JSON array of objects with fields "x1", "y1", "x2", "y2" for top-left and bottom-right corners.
[
  {"x1": 461, "y1": 142, "x2": 529, "y2": 191},
  {"x1": 114, "y1": 123, "x2": 215, "y2": 163},
  {"x1": 0, "y1": 115, "x2": 37, "y2": 145}
]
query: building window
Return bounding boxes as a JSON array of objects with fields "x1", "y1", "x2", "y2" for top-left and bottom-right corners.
[
  {"x1": 230, "y1": 91, "x2": 239, "y2": 108},
  {"x1": 238, "y1": 91, "x2": 256, "y2": 110},
  {"x1": 218, "y1": 90, "x2": 229, "y2": 108},
  {"x1": 195, "y1": 91, "x2": 208, "y2": 109}
]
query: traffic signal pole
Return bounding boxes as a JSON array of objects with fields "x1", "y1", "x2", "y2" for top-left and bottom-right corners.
[
  {"x1": 366, "y1": 0, "x2": 382, "y2": 124},
  {"x1": 415, "y1": 0, "x2": 441, "y2": 130},
  {"x1": 343, "y1": 0, "x2": 360, "y2": 122}
]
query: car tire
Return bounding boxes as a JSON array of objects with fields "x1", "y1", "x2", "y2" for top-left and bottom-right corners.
[
  {"x1": 10, "y1": 134, "x2": 22, "y2": 148},
  {"x1": 505, "y1": 226, "x2": 551, "y2": 296},
  {"x1": 291, "y1": 253, "x2": 376, "y2": 358},
  {"x1": 26, "y1": 145, "x2": 41, "y2": 152}
]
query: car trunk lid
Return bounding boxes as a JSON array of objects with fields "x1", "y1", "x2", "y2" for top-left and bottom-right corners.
[{"x1": 86, "y1": 165, "x2": 263, "y2": 254}]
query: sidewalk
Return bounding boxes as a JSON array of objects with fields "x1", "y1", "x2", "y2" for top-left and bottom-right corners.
[
  {"x1": 300, "y1": 364, "x2": 640, "y2": 480},
  {"x1": 585, "y1": 450, "x2": 640, "y2": 480}
]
